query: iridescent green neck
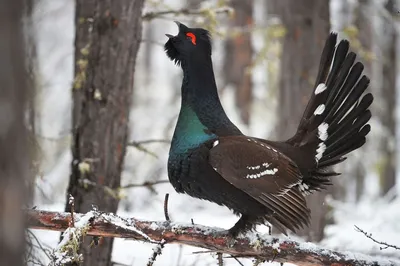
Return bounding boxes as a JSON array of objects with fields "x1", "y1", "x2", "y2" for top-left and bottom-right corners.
[{"x1": 170, "y1": 105, "x2": 216, "y2": 154}]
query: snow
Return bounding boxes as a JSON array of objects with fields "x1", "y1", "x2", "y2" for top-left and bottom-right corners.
[
  {"x1": 101, "y1": 213, "x2": 157, "y2": 243},
  {"x1": 29, "y1": 0, "x2": 400, "y2": 265},
  {"x1": 322, "y1": 196, "x2": 400, "y2": 258},
  {"x1": 51, "y1": 210, "x2": 96, "y2": 265}
]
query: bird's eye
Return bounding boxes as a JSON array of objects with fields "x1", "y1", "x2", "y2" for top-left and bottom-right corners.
[{"x1": 186, "y1": 32, "x2": 197, "y2": 45}]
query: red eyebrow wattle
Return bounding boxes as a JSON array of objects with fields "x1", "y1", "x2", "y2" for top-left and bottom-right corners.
[{"x1": 186, "y1": 32, "x2": 196, "y2": 45}]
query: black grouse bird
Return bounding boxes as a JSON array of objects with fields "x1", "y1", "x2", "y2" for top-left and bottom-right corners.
[{"x1": 165, "y1": 21, "x2": 373, "y2": 237}]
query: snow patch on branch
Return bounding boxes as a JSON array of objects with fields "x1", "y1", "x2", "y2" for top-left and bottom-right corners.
[
  {"x1": 50, "y1": 210, "x2": 96, "y2": 265},
  {"x1": 101, "y1": 213, "x2": 157, "y2": 243}
]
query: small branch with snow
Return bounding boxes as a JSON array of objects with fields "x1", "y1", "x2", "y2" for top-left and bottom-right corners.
[
  {"x1": 27, "y1": 209, "x2": 400, "y2": 266},
  {"x1": 49, "y1": 210, "x2": 97, "y2": 265},
  {"x1": 355, "y1": 225, "x2": 400, "y2": 251},
  {"x1": 147, "y1": 239, "x2": 166, "y2": 266},
  {"x1": 68, "y1": 194, "x2": 75, "y2": 227}
]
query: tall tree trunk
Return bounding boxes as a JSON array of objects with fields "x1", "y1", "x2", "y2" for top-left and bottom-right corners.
[
  {"x1": 65, "y1": 1, "x2": 145, "y2": 265},
  {"x1": 0, "y1": 0, "x2": 32, "y2": 264},
  {"x1": 379, "y1": 0, "x2": 397, "y2": 196},
  {"x1": 352, "y1": 0, "x2": 372, "y2": 201},
  {"x1": 268, "y1": 0, "x2": 330, "y2": 242},
  {"x1": 223, "y1": 0, "x2": 254, "y2": 125}
]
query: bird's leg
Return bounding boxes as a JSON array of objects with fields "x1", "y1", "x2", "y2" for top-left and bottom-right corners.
[
  {"x1": 228, "y1": 214, "x2": 253, "y2": 238},
  {"x1": 210, "y1": 215, "x2": 255, "y2": 247}
]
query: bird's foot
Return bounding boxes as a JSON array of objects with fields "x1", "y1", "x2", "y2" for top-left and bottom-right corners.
[{"x1": 211, "y1": 229, "x2": 238, "y2": 247}]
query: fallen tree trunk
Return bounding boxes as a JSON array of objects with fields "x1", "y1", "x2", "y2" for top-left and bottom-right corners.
[{"x1": 27, "y1": 209, "x2": 399, "y2": 266}]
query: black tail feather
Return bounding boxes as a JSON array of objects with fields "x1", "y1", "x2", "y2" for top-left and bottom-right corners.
[{"x1": 286, "y1": 33, "x2": 374, "y2": 193}]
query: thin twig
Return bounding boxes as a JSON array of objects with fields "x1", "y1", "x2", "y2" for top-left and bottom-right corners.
[
  {"x1": 78, "y1": 179, "x2": 168, "y2": 199},
  {"x1": 355, "y1": 225, "x2": 400, "y2": 251},
  {"x1": 128, "y1": 139, "x2": 170, "y2": 146},
  {"x1": 231, "y1": 256, "x2": 245, "y2": 266},
  {"x1": 147, "y1": 240, "x2": 166, "y2": 266},
  {"x1": 164, "y1": 193, "x2": 170, "y2": 222},
  {"x1": 127, "y1": 139, "x2": 170, "y2": 158},
  {"x1": 217, "y1": 252, "x2": 223, "y2": 266},
  {"x1": 69, "y1": 194, "x2": 75, "y2": 227},
  {"x1": 142, "y1": 7, "x2": 232, "y2": 21},
  {"x1": 27, "y1": 230, "x2": 52, "y2": 260},
  {"x1": 121, "y1": 180, "x2": 169, "y2": 189}
]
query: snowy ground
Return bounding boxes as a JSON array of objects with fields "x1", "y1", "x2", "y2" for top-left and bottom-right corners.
[{"x1": 30, "y1": 0, "x2": 400, "y2": 265}]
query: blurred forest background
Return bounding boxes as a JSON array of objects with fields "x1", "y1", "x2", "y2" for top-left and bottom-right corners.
[{"x1": 18, "y1": 0, "x2": 400, "y2": 265}]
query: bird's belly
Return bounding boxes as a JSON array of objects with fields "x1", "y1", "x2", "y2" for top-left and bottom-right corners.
[{"x1": 168, "y1": 151, "x2": 268, "y2": 216}]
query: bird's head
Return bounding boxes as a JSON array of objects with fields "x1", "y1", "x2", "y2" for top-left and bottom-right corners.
[{"x1": 164, "y1": 21, "x2": 212, "y2": 66}]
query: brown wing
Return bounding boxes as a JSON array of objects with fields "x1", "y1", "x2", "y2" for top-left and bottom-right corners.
[{"x1": 209, "y1": 135, "x2": 310, "y2": 232}]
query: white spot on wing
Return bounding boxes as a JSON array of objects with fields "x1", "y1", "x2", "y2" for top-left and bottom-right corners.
[
  {"x1": 298, "y1": 182, "x2": 312, "y2": 196},
  {"x1": 245, "y1": 167, "x2": 278, "y2": 179},
  {"x1": 246, "y1": 165, "x2": 261, "y2": 170},
  {"x1": 315, "y1": 83, "x2": 327, "y2": 95},
  {"x1": 213, "y1": 140, "x2": 219, "y2": 147},
  {"x1": 314, "y1": 104, "x2": 325, "y2": 115},
  {"x1": 318, "y1": 122, "x2": 329, "y2": 141},
  {"x1": 315, "y1": 143, "x2": 326, "y2": 162},
  {"x1": 277, "y1": 180, "x2": 301, "y2": 196}
]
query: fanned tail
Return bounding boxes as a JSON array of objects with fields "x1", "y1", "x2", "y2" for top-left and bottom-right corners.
[{"x1": 287, "y1": 32, "x2": 373, "y2": 194}]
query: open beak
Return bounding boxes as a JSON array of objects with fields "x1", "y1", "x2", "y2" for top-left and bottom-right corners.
[
  {"x1": 165, "y1": 21, "x2": 188, "y2": 39},
  {"x1": 174, "y1": 21, "x2": 182, "y2": 27}
]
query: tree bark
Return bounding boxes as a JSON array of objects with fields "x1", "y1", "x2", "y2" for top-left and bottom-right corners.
[
  {"x1": 66, "y1": 1, "x2": 145, "y2": 265},
  {"x1": 223, "y1": 0, "x2": 254, "y2": 125},
  {"x1": 268, "y1": 0, "x2": 330, "y2": 242},
  {"x1": 0, "y1": 0, "x2": 32, "y2": 265},
  {"x1": 379, "y1": 0, "x2": 397, "y2": 196},
  {"x1": 352, "y1": 0, "x2": 372, "y2": 202}
]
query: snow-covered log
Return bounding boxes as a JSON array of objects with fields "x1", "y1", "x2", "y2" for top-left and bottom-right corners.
[{"x1": 27, "y1": 209, "x2": 399, "y2": 266}]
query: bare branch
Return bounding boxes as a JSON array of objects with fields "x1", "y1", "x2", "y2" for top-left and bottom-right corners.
[
  {"x1": 142, "y1": 7, "x2": 233, "y2": 21},
  {"x1": 121, "y1": 180, "x2": 169, "y2": 190},
  {"x1": 164, "y1": 193, "x2": 170, "y2": 222},
  {"x1": 146, "y1": 239, "x2": 166, "y2": 266},
  {"x1": 231, "y1": 256, "x2": 245, "y2": 266},
  {"x1": 355, "y1": 225, "x2": 400, "y2": 251},
  {"x1": 128, "y1": 139, "x2": 170, "y2": 146},
  {"x1": 27, "y1": 210, "x2": 400, "y2": 266},
  {"x1": 127, "y1": 139, "x2": 170, "y2": 158},
  {"x1": 68, "y1": 194, "x2": 75, "y2": 227},
  {"x1": 217, "y1": 252, "x2": 223, "y2": 266}
]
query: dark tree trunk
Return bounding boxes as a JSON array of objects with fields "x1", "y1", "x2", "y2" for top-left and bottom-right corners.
[
  {"x1": 65, "y1": 1, "x2": 145, "y2": 265},
  {"x1": 223, "y1": 0, "x2": 254, "y2": 125},
  {"x1": 268, "y1": 0, "x2": 330, "y2": 242},
  {"x1": 352, "y1": 0, "x2": 372, "y2": 202},
  {"x1": 379, "y1": 0, "x2": 397, "y2": 196},
  {"x1": 0, "y1": 0, "x2": 32, "y2": 264}
]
